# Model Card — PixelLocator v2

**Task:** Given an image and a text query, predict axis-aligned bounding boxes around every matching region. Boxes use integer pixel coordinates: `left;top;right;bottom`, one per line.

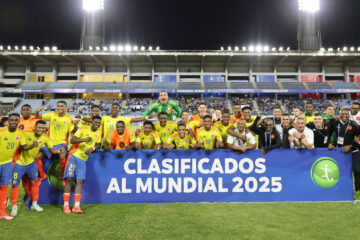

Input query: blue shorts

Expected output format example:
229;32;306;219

12;162;38;186
0;162;13;185
63;155;86;180
41;143;68;159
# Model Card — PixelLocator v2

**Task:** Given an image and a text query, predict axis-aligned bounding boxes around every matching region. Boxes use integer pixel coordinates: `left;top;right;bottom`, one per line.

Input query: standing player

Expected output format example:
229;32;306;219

191;102;208;122
63;116;102;214
179;111;203;136
10;120;64;216
35;101;76;173
144;91;182;121
306;113;331;148
0;113;33;220
230;103;243;124
164;123;196;149
154;112;177;146
214;110;233;148
304;102;315;123
135;121;161;150
78;105;101;127
102;103;146;141
196;115;223;149
104;121;135;151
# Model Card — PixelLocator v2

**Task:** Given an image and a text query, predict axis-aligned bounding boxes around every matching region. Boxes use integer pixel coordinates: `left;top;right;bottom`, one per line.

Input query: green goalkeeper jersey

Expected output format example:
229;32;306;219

144;100;182;121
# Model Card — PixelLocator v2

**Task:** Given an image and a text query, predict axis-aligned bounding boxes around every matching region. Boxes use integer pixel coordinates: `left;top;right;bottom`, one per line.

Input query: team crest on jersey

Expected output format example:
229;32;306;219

211;134;214;137
167;107;171;111
63;121;67;125
149;137;153;141
357;117;360;120
167;128;171;131
15;136;20;141
39;141;43;144
94;134;98;138
185;139;188;143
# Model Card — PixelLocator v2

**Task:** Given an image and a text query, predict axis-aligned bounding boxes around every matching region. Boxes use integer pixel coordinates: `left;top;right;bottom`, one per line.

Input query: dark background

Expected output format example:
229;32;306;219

0;0;358;50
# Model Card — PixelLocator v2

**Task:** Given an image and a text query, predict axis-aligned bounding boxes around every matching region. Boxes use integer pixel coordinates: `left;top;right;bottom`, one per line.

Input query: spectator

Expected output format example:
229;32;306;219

288;117;314;150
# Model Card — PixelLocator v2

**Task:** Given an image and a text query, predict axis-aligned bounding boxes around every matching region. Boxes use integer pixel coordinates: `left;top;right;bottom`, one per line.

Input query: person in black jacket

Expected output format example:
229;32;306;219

328;108;360;190
251;115;282;155
306;113;331;148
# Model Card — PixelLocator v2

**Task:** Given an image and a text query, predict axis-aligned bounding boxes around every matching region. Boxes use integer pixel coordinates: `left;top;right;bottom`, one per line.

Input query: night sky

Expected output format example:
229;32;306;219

0;0;359;50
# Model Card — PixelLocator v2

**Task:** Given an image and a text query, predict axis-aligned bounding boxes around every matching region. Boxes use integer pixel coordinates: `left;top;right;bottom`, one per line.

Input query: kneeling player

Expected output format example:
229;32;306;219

103;121;135;151
164;123;196;149
135;121;161;150
11;120;64;216
63;116;102;214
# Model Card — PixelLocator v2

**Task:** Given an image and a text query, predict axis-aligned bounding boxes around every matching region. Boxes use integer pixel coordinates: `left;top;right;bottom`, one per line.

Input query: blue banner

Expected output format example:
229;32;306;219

39;148;353;204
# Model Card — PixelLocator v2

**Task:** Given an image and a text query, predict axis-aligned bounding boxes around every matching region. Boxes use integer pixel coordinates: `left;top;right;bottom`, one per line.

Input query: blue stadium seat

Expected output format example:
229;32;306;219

21;82;46;89
282;82;305;89
47;82;74;89
256;82;279;89
179;82;202;89
307;82;331;89
332;82;358;89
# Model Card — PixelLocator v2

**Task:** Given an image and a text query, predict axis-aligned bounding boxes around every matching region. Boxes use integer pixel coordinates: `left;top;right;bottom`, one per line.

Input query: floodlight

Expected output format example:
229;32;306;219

279;47;284;51
103;46;108;51
141;46;145;51
52;46;58;51
125;45;131;52
298;0;320;12
110;45;116;51
96;46;100;51
328;48;333;52
36;47;40;50
44;46;50;51
220;46;224;51
227;46;232;51
337;48;340;51
29;46;34;51
133;46;138;51
156;46;160;51
117;45;124;51
234;46;239;51
88;46;93;50
148;46;153;51
350;47;355;52
271;47;276;51
242;46;247;51
286;47;291;51
320;47;325;52
7;46;11;50
263;46;269;52
358;47;360;51
0;46;3;50
255;45;262;52
343;46;348;51
83;0;104;12
249;45;255;52
22;46;26;50
14;46;19;50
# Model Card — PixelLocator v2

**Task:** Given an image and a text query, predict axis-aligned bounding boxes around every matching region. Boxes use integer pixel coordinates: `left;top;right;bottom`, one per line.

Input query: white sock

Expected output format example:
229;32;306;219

64;202;69;206
75;202;80;207
32;201;38;206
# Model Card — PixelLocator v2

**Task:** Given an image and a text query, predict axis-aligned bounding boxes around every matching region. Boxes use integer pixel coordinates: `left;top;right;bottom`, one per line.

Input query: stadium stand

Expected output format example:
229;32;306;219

21;82;47;89
153;82;176;89
204;82;228;89
99;82;124;89
256;82;280;89
47;82;74;89
74;82;99;89
230;82;254;89
179;82;202;89
281;82;306;89
332;82;358;89
307;82;332;89
126;82;150;89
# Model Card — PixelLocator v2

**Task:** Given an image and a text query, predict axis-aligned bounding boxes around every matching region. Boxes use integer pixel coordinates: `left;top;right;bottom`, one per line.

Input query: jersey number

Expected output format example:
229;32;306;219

68;164;75;172
6;142;15;149
205;139;211;145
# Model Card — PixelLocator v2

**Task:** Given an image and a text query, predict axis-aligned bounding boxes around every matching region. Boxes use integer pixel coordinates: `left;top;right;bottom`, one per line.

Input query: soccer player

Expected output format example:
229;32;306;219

227;119;256;153
18;104;41;204
63;116;102;214
0;113;34;220
104;121;135;151
101;103;147;141
135;121;161;150
322;105;336;120
144;91;182;121
154;112;177;146
10;120;64;216
214;110;233;148
304;102;315;123
230;103;243;124
191;102;208;122
180;111;202;134
78;105;101;127
196;115;223;149
164;123;196;149
35;101;76;172
251;115;282;155
288;117;314;150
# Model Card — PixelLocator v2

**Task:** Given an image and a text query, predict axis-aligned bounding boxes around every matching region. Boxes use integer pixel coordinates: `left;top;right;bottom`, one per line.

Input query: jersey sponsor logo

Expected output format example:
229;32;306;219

119;142;125;149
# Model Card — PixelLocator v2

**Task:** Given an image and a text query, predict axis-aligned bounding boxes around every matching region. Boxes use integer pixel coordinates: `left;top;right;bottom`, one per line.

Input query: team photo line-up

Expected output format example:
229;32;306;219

0;91;360;220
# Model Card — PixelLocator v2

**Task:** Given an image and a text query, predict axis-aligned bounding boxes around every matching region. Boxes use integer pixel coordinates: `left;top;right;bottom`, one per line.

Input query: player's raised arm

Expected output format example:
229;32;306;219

35;106;45;119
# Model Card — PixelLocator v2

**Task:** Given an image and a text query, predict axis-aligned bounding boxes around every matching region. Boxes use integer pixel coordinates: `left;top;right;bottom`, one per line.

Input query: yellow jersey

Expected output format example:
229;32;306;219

0;127;26;165
154;121;177;144
42;112;74;145
102;116;131;140
73;126;102;161
17;131;53;166
167;132;196;149
136;130;161;149
214;121;233;147
197;127;222;149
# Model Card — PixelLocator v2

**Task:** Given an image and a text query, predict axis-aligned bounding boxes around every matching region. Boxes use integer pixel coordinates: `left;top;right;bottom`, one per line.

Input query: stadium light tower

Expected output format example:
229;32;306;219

297;0;322;50
81;0;105;50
